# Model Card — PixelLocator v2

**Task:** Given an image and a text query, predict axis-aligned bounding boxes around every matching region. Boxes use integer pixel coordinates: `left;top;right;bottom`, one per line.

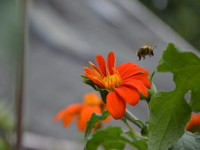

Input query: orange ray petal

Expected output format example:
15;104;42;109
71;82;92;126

117;63;149;80
65;104;83;114
84;92;102;105
54;104;82;122
62;114;76;127
54;109;68;122
88;61;101;74
83;67;96;75
186;114;200;131
83;67;102;79
106;91;126;119
77;116;86;132
115;86;140;106
96;55;107;76
117;63;138;77
122;67;149;81
107;51;116;75
130;74;151;89
80;106;101;122
123;79;148;97
77;106;101;131
84;72;104;87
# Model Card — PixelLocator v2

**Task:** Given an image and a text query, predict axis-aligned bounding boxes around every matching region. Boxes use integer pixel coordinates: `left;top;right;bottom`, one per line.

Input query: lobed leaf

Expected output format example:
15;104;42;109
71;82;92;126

157;43;200;112
148;43;200;150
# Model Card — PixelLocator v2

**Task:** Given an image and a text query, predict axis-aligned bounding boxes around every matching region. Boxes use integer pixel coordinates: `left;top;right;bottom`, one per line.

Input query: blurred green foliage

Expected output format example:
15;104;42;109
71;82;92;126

0;138;10;150
0;102;14;150
139;0;200;50
0;102;14;133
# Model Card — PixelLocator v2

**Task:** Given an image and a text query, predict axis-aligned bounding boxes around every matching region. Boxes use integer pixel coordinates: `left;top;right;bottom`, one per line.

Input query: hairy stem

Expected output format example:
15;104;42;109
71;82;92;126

121;118;148;140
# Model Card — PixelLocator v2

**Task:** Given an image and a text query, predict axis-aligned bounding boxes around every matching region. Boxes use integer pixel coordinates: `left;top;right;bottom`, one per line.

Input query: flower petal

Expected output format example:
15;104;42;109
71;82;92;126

130;73;151;89
117;63;149;80
186;114;200;132
77;106;101;131
83;67;95;75
107;51;116;75
117;63;138;77
84;92;102;105
54;104;82;122
115;86;140;106
96;55;107;76
123;79;148;97
62;114;76;126
88;61;101;74
54;109;68;122
84;72;104;87
77;115;85;131
106;92;126;119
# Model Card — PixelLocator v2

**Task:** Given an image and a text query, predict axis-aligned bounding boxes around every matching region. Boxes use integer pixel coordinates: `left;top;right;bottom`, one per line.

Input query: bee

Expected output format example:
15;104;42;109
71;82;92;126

136;45;156;60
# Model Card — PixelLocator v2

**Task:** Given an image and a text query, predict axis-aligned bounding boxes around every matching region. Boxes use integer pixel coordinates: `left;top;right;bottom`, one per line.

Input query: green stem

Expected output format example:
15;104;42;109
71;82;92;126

150;69;157;83
121;118;148;140
123;109;143;129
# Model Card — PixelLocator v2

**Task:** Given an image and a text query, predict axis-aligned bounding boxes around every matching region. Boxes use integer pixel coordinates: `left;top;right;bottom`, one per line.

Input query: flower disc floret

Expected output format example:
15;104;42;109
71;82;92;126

102;73;122;91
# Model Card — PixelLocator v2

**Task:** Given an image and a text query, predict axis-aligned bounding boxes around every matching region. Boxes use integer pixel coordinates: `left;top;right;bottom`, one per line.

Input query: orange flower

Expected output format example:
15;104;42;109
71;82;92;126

186;113;200;134
83;51;151;120
54;93;110;131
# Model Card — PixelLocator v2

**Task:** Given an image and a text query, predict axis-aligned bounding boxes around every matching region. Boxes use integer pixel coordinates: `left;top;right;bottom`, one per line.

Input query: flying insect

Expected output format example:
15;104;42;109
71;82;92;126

136;45;156;60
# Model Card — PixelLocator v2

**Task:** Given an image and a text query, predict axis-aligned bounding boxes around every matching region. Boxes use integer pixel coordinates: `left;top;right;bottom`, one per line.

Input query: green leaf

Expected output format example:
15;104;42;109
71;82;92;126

148;43;200;150
125;131;148;150
85;126;132;150
85;127;148;150
148;91;191;150
84;110;110;140
157;43;200;112
169;131;200;150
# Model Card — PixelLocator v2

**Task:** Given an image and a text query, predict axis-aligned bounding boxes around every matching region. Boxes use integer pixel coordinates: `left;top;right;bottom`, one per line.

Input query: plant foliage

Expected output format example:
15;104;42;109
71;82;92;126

148;43;200;150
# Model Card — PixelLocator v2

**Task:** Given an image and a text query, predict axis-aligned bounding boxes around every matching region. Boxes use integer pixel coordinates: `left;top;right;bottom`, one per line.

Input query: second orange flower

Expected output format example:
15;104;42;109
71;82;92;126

55;92;109;131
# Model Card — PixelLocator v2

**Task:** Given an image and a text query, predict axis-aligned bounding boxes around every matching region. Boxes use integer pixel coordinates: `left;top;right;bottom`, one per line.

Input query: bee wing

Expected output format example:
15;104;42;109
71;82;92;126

153;45;157;50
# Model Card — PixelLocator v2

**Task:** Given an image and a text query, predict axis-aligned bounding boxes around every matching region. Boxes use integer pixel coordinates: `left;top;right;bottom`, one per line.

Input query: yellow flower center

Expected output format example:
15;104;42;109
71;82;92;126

102;73;122;91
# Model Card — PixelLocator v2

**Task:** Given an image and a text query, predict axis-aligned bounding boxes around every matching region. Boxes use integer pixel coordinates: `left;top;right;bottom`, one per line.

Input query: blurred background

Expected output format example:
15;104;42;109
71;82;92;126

0;0;199;149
